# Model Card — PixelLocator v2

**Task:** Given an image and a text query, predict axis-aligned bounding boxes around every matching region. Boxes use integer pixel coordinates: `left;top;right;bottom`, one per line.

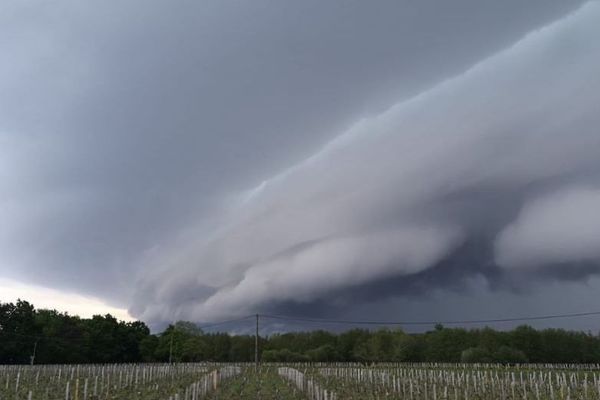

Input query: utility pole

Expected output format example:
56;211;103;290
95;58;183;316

168;331;174;364
30;339;38;365
168;322;175;364
255;314;259;371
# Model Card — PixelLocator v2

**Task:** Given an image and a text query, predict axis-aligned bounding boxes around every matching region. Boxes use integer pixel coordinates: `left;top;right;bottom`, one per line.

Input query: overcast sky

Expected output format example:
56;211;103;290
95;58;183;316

2;0;600;332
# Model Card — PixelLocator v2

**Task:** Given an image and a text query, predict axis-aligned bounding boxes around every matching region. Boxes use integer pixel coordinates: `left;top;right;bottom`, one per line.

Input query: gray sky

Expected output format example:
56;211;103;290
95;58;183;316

2;0;600;331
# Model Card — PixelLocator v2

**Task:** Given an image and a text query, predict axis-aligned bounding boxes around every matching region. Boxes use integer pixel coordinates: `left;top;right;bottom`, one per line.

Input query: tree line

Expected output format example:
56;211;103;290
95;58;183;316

2;300;600;364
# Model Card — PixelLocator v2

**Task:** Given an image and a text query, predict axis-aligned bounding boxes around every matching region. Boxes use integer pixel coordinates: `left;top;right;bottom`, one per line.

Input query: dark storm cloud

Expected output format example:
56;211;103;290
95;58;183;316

132;2;600;323
1;0;597;326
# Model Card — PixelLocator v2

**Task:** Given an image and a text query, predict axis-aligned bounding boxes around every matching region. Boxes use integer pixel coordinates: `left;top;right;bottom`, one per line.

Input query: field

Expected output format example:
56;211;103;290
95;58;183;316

1;362;600;399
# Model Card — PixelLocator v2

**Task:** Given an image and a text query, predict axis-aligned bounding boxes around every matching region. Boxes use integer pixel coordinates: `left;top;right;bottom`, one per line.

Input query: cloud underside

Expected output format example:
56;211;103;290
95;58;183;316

131;3;600;322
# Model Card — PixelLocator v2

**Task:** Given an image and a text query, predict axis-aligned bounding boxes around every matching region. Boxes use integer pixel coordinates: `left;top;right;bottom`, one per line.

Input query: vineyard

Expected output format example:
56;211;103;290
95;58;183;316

2;363;600;399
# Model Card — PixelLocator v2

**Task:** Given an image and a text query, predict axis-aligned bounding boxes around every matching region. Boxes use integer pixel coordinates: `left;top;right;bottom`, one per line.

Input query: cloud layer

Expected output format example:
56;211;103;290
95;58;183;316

496;187;600;268
131;3;600;322
2;1;599;326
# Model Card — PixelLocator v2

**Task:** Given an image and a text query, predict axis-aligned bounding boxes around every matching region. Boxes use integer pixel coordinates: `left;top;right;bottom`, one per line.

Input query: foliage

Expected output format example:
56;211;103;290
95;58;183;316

2;300;600;364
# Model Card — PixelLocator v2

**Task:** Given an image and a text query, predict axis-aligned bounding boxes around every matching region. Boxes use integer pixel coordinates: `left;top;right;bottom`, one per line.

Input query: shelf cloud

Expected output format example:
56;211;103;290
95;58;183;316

131;2;600;322
1;0;598;327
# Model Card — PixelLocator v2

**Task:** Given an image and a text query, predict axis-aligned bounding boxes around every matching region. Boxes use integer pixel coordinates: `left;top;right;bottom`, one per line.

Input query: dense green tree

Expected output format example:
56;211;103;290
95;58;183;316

337;329;370;360
354;329;402;362
229;335;255;362
395;333;425;361
3;300;600;364
510;325;544;362
0;300;38;363
139;335;159;361
494;346;528;364
461;347;493;363
306;344;338;362
262;348;309;362
424;326;473;362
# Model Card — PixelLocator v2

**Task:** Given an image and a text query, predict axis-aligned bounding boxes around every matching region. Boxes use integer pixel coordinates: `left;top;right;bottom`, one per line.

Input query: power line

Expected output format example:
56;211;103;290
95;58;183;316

3;309;600;345
260;310;600;326
197;315;255;330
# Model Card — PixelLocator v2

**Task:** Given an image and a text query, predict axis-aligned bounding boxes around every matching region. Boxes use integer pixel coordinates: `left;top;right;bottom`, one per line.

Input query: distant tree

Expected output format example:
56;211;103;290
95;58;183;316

139;335;159;361
425;327;472;362
337;329;370;361
262;348;309;362
494;346;528;364
395;332;424;361
229;335;255;362
510;325;544;362
306;344;338;362
0;300;37;364
4;299;600;364
174;321;203;336
461;347;493;363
